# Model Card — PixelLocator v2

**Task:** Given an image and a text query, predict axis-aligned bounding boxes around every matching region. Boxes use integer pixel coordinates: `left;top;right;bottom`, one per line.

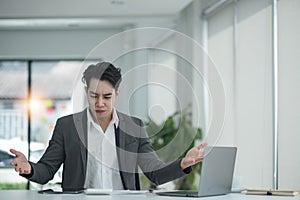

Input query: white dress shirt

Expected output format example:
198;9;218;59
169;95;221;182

84;108;124;189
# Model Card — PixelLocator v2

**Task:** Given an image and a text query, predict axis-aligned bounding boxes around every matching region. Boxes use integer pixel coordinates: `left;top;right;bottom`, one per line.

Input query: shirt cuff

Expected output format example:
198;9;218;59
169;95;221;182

183;166;192;174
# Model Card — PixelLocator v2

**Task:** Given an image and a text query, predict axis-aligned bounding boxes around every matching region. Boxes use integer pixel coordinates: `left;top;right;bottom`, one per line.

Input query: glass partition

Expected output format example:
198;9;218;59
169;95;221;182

0;61;28;189
0;60;83;190
29;61;82;190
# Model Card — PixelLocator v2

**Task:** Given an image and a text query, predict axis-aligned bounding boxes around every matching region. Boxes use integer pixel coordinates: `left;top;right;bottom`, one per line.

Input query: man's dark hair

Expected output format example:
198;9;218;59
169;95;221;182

82;62;122;89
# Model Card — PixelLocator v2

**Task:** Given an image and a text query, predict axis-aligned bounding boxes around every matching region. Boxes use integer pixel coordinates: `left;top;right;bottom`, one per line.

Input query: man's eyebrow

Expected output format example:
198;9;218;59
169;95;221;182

104;93;112;97
89;91;98;95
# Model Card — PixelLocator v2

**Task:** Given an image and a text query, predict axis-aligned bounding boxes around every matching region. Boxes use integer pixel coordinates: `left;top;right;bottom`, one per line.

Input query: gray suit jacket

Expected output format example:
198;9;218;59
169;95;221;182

26;109;189;191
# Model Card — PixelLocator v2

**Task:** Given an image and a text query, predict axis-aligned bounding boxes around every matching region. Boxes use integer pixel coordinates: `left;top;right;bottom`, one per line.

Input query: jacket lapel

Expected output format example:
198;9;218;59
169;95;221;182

73;109;88;182
115;111;142;190
115;112;128;188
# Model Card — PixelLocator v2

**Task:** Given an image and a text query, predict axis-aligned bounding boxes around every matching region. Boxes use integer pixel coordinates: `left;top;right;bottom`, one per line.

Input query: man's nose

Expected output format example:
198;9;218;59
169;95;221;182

96;97;105;106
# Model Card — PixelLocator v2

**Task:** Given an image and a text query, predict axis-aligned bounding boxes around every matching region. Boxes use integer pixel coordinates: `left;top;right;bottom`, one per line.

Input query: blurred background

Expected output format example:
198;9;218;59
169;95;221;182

0;0;299;191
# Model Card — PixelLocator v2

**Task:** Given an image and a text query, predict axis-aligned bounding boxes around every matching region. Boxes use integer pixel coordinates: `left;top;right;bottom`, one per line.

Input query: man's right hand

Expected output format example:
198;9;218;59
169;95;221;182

10;149;32;174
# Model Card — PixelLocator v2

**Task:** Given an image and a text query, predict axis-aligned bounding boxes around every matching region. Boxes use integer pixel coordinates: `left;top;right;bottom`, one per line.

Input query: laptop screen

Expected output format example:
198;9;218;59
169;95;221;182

198;146;237;197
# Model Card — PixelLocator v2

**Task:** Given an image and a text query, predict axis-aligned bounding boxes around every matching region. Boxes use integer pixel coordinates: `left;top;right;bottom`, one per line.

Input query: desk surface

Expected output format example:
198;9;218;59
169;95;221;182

0;190;299;200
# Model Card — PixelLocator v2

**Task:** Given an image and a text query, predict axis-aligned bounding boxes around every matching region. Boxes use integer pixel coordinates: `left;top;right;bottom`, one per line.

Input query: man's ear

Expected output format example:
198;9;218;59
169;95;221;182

115;89;120;97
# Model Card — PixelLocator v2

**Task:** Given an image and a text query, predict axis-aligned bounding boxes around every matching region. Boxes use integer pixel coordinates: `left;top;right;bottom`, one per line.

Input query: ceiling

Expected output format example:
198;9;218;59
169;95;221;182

0;0;192;18
0;0;193;29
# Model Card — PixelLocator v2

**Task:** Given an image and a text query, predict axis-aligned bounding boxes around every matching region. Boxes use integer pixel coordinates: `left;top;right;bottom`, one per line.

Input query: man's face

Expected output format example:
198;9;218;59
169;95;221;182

86;78;119;123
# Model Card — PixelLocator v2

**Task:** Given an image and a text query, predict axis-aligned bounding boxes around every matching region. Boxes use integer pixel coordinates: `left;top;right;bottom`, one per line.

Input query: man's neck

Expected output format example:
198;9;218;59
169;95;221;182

98;118;111;133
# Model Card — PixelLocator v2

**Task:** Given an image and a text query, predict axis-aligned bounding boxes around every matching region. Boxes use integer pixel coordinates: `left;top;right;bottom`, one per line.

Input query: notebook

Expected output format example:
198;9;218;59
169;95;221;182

156;146;237;197
245;189;299;196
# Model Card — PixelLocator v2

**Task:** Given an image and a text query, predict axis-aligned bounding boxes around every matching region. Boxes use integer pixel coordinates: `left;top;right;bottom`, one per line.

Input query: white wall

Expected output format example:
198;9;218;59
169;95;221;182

235;0;273;189
207;1;235;147
278;0;300;190
175;1;208;132
0;28;123;59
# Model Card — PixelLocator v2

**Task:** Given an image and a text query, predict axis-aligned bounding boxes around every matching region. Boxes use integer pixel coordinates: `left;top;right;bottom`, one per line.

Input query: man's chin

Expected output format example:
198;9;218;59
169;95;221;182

96;113;109;120
90;111;107;121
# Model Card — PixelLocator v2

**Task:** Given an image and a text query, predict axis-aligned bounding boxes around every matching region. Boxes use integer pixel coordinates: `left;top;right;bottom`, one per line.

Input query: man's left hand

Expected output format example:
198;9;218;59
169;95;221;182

180;142;208;170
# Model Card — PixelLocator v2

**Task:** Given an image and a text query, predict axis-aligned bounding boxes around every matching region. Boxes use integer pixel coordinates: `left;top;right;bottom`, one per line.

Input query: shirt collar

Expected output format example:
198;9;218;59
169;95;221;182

87;108;119;128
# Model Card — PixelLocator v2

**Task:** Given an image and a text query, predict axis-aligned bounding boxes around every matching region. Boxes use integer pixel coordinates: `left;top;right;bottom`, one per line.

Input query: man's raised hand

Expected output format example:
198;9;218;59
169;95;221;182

10;149;31;174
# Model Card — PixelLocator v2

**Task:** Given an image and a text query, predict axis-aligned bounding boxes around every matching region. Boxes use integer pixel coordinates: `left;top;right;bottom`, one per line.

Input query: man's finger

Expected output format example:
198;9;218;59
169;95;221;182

196;144;203;150
20;168;26;174
14;166;19;173
201;142;208;148
10;149;22;157
196;142;208;150
10;160;17;166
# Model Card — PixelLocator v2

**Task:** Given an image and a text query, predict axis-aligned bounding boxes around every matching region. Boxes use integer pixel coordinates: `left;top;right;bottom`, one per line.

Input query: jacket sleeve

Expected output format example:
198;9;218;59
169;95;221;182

136;120;191;185
25;119;65;184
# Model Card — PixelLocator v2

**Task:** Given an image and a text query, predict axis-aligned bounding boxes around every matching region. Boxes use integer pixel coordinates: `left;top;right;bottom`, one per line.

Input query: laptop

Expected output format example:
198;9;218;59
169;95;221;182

156;146;237;197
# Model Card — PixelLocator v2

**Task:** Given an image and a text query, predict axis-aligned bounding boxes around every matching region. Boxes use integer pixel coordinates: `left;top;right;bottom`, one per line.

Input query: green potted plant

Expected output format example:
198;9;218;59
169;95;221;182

143;104;203;190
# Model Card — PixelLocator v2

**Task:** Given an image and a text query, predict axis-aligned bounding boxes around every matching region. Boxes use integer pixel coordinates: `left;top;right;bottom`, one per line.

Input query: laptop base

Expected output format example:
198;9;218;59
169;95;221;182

156;191;199;197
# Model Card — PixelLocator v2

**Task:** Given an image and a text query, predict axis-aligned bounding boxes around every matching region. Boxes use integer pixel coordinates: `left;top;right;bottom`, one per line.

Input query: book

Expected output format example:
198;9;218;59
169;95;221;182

245;189;299;197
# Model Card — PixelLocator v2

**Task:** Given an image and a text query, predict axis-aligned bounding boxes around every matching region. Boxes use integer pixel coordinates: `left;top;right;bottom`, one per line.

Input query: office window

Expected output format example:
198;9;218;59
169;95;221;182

0;61;28;189
29;61;82;189
0;60;83;190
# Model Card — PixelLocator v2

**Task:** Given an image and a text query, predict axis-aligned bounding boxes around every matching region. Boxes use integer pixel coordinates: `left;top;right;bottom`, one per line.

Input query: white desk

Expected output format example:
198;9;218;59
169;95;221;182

0;190;299;200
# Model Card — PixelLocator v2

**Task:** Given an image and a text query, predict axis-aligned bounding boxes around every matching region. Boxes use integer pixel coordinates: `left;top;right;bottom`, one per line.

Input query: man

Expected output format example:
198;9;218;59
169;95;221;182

10;62;207;191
